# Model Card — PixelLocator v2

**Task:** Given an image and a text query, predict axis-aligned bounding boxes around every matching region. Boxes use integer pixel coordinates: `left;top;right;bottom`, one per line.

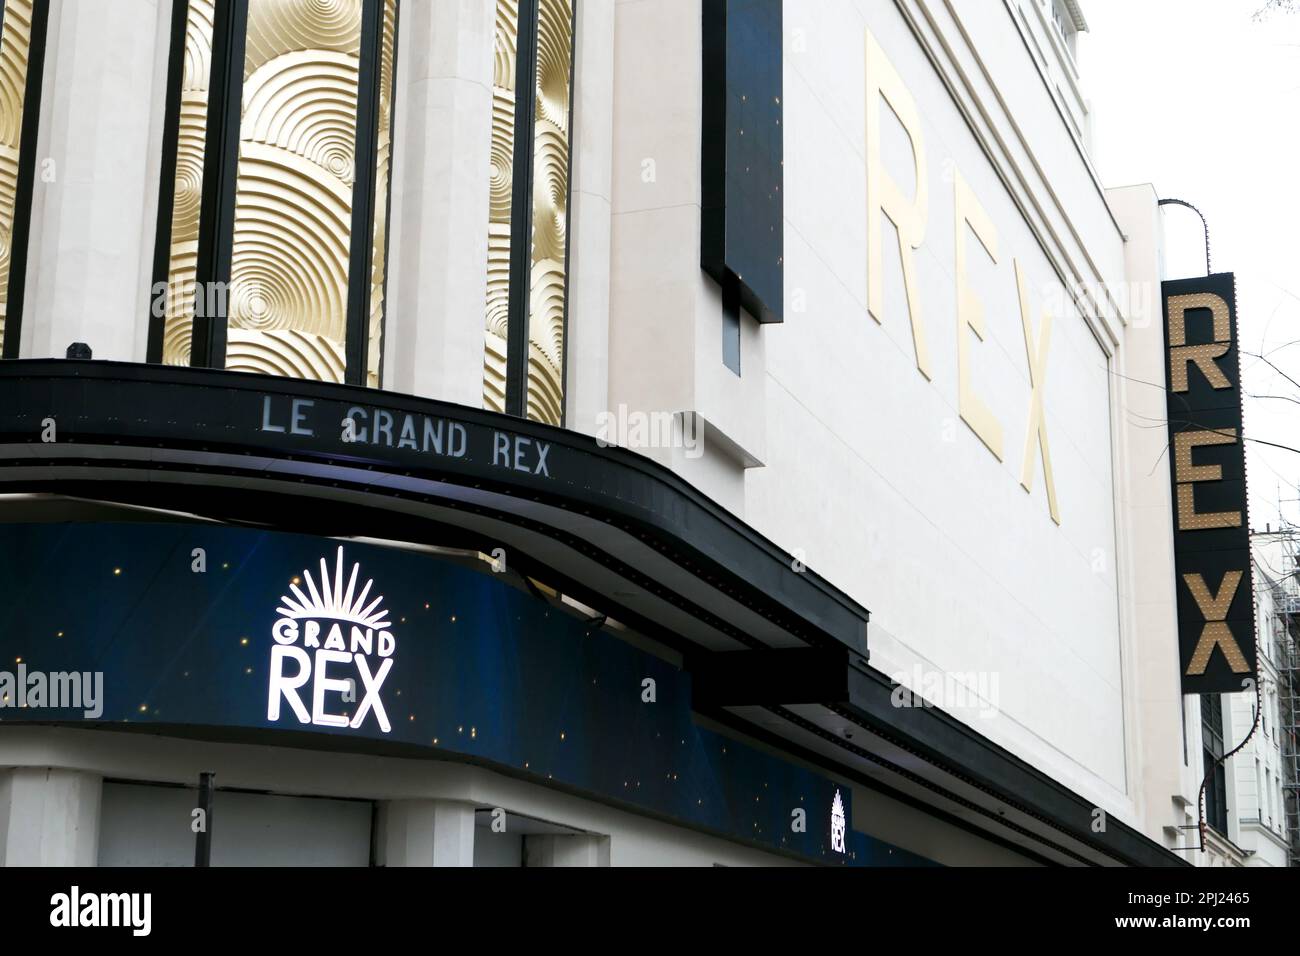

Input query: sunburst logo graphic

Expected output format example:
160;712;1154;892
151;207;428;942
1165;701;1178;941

830;789;846;854
277;546;391;630
267;546;397;734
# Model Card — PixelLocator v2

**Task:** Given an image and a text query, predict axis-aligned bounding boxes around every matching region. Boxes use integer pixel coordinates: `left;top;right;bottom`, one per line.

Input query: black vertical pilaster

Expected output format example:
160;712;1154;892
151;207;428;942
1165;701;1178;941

368;0;401;392
194;771;215;866
2;0;50;359
504;0;539;418
344;0;385;386
146;0;192;365
555;0;577;427
190;0;248;369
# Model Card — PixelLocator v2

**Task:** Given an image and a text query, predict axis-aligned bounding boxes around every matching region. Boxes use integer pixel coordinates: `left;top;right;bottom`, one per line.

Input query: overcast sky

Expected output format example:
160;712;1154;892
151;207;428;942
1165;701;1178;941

1082;0;1300;529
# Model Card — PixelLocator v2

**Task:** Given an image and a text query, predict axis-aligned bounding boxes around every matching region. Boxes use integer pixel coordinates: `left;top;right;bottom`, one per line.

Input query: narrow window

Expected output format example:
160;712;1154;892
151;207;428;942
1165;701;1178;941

722;276;741;375
1202;693;1228;835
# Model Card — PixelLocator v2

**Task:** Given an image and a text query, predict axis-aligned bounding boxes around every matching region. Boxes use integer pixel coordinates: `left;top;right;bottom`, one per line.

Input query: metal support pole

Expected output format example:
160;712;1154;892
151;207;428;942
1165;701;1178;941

195;771;215;867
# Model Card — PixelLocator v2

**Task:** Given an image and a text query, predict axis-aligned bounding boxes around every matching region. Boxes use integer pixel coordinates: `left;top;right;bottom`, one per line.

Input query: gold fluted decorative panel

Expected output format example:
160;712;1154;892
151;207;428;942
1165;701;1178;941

227;325;346;381
161;0;215;366
525;0;572;426
365;0;397;388
225;0;363;383
484;0;519;414
483;0;573;425
243;0;363;79
0;0;37;355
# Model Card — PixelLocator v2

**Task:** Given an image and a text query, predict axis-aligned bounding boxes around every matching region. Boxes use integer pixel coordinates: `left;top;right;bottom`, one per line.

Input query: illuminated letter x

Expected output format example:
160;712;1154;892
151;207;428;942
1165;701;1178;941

350;655;394;733
1183;571;1249;675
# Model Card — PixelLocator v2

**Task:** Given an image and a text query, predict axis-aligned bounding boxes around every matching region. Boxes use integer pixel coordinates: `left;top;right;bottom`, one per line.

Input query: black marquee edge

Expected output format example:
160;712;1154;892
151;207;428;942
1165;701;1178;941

836;669;1189;869
0;360;867;653
0;360;1186;868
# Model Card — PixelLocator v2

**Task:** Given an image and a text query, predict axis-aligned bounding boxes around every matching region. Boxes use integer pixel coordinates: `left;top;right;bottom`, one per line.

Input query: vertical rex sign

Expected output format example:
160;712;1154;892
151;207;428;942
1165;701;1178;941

1161;273;1256;695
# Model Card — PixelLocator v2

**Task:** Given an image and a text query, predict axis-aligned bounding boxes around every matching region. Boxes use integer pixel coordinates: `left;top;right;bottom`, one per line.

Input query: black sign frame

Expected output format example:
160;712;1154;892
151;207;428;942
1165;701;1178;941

1161;273;1256;695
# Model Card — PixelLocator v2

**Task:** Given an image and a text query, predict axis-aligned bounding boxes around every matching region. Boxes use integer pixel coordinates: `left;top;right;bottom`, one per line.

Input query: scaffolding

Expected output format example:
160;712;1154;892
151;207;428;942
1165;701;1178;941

1258;520;1300;867
1281;576;1300;868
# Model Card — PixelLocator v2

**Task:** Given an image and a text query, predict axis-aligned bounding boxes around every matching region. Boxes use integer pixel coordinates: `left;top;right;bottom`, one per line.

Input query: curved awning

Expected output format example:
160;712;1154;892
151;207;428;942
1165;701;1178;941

0;359;1183;867
0;359;868;659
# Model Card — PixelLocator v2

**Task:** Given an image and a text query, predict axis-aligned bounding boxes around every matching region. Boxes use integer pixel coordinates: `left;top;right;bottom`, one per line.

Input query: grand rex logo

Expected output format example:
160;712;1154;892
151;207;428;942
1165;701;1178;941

267;546;396;733
830;789;846;855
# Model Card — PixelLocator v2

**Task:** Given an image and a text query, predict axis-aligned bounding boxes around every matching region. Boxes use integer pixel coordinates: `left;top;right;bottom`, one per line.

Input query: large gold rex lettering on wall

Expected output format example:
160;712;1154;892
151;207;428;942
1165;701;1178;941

863;26;1061;525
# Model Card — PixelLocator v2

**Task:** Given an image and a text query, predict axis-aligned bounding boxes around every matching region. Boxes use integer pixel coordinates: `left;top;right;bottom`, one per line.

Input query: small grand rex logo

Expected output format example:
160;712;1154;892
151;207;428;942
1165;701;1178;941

830;789;846;854
267;546;396;733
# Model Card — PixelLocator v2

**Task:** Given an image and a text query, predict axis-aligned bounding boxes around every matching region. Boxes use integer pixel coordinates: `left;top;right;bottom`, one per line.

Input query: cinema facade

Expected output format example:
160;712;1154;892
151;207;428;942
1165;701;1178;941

0;0;1214;866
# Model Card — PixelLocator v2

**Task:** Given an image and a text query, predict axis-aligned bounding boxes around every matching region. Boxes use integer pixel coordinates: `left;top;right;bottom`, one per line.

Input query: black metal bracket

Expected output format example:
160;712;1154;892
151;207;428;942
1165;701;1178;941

1158;197;1212;277
690;648;850;707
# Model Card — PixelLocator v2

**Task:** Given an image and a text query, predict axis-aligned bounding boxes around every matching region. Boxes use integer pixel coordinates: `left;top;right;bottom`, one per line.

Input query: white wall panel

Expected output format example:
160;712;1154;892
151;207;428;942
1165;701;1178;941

730;0;1130;803
98;782;372;866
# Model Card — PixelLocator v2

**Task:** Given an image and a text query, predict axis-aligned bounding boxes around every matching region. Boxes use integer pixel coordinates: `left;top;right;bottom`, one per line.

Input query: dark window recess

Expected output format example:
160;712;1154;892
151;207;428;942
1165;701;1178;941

722;274;741;375
701;0;783;329
1202;693;1228;835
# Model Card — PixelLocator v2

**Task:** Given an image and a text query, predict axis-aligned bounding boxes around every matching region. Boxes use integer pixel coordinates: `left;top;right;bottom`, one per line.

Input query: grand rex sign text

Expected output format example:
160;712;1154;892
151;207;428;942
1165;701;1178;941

260;394;554;478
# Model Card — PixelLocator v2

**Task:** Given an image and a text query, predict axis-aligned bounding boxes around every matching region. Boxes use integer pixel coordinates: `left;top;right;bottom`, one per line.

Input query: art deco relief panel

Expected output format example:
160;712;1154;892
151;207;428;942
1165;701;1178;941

484;0;518;415
155;0;397;387
224;0;365;383
485;0;574;426
366;0;396;388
